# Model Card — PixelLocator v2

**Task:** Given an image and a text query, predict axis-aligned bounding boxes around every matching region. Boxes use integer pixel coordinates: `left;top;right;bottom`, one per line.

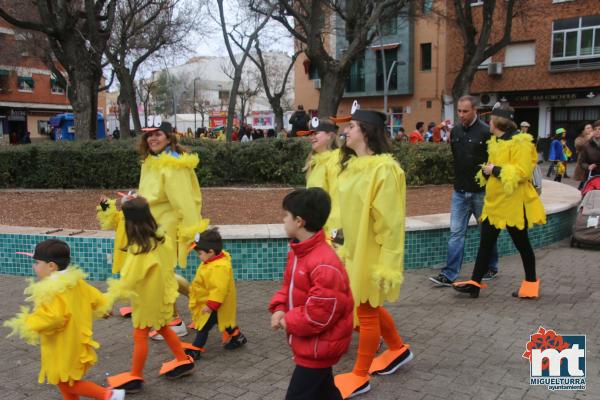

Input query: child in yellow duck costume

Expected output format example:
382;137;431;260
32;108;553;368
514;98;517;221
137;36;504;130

333;110;414;399
184;228;247;360
454;103;545;299
104;196;194;394
304;118;342;241
4;239;124;400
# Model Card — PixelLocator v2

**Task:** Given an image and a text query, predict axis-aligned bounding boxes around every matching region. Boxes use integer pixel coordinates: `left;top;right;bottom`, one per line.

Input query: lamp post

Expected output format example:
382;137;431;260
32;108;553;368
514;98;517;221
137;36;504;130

193;77;201;132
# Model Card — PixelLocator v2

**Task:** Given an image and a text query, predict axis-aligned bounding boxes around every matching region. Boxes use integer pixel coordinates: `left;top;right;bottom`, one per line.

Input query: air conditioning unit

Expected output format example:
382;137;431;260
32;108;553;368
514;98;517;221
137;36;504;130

479;93;498;107
313;79;321;90
487;62;503;76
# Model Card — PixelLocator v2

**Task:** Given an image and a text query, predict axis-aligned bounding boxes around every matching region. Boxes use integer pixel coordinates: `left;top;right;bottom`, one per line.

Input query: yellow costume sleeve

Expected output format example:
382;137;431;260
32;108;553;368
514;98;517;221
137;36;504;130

88;285;110;319
96;199;127;274
163;167;209;267
370;165;406;298
498;134;535;196
27;299;70;337
207;266;231;304
105;256;155;305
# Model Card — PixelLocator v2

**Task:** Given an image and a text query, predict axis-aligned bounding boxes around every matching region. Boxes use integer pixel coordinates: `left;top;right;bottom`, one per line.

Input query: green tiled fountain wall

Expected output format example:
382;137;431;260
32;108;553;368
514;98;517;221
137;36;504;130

1;208;576;281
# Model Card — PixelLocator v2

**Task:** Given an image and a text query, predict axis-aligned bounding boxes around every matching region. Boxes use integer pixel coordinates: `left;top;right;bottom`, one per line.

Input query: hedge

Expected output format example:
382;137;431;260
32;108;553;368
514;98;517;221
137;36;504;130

0;138;454;188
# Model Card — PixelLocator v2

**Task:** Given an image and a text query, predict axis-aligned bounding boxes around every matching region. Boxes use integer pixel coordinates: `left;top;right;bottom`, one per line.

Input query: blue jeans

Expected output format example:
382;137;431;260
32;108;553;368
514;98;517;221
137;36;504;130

441;191;499;281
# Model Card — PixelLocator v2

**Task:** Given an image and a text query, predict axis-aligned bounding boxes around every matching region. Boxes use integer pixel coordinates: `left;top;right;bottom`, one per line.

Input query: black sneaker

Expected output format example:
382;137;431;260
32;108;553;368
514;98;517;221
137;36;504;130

165;361;195;379
184;349;202;361
116;379;143;394
375;348;414;375
224;332;247;350
428;274;454;287
482;270;498;281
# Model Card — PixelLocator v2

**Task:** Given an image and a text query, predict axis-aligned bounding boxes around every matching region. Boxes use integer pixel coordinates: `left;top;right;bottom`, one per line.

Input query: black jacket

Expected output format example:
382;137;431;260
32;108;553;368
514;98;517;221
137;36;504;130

450;118;491;193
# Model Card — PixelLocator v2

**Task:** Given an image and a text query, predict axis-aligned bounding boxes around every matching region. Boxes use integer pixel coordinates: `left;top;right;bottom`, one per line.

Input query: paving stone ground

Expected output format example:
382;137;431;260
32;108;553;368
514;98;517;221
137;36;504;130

1;238;598;400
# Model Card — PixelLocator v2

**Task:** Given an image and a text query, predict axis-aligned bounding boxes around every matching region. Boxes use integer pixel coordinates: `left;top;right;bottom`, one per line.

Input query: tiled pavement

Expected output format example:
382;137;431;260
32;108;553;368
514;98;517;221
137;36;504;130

1;238;598;400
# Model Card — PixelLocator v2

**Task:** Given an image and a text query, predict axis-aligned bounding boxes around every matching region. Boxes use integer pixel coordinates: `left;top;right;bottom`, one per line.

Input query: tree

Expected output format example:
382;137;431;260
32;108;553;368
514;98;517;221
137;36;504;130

447;0;523;104
136;77;157;127
105;0;197;137
0;0;117;139
149;70;182;116
215;0;274;141
221;62;263;122
250;0;409;117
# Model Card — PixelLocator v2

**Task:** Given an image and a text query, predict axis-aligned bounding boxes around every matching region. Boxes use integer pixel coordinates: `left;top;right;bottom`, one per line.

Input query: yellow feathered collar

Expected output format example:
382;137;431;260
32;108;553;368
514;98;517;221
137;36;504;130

143;152;199;170
344;153;398;173
311;148;340;167
487;132;534;159
24;267;86;308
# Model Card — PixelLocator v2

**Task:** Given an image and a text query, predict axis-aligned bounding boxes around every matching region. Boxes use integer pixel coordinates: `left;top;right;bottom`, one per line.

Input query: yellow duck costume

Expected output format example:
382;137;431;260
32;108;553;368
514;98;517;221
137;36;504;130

337;153;406;306
306;148;342;240
476;132;546;229
189;250;237;332
4;267;108;385
106;233;179;330
97;150;209;273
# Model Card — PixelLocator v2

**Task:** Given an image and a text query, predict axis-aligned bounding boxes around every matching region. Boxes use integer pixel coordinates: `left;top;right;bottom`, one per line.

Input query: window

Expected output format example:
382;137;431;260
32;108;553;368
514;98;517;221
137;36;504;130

422;0;433;14
380;16;397;36
0;69;8;92
504;42;536;67
470;0;483;6
17;76;34;92
308;63;319;80
376;48;398;91
218;90;229;103
51;75;65;94
346;53;365;93
420;43;432;71
551;15;600;71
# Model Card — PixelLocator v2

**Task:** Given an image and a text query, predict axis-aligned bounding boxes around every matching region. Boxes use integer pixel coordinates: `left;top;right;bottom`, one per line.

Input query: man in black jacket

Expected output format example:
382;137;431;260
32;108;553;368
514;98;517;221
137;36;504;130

429;95;499;286
288;105;309;137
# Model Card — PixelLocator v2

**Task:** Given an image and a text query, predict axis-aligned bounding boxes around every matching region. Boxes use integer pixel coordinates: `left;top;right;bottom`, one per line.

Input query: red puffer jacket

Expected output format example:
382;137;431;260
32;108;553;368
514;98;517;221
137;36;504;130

269;229;354;368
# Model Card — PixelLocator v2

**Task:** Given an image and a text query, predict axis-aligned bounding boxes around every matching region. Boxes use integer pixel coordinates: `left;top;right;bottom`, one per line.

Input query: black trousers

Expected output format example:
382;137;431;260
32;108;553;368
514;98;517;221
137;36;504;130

192;311;236;348
286;365;342;400
472;218;536;283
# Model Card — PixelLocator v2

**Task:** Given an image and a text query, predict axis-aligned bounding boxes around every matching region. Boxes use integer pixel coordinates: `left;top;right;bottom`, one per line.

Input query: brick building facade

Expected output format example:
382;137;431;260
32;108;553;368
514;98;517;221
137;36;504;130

446;0;600;150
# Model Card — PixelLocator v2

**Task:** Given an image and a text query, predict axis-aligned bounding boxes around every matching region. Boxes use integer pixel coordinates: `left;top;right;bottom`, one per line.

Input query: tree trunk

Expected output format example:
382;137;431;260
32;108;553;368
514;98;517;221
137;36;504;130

451;61;479;113
317;69;347;118
225;71;242;142
71;76;99;139
117;91;131;137
271;98;284;131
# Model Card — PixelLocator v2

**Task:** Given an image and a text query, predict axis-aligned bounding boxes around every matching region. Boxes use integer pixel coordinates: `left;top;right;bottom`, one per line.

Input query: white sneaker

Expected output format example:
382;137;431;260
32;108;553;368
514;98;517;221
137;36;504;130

109;389;126;400
150;319;188;341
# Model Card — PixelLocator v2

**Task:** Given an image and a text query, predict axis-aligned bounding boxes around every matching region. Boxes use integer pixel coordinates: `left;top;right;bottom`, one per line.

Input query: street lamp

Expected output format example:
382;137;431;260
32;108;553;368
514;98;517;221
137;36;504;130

193;77;201;132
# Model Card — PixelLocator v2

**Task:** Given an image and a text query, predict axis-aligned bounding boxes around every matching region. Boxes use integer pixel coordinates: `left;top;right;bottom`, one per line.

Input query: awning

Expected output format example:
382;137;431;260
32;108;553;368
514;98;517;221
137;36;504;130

370;42;401;51
18;76;34;85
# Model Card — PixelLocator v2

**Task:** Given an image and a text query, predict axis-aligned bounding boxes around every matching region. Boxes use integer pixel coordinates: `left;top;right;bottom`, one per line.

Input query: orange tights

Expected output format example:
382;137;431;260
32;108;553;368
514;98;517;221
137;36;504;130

352;303;405;377
57;381;109;400
131;326;188;377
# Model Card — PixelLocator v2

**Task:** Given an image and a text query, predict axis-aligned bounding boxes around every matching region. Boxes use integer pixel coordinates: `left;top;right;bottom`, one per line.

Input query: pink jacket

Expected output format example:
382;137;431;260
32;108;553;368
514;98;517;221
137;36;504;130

269;230;354;368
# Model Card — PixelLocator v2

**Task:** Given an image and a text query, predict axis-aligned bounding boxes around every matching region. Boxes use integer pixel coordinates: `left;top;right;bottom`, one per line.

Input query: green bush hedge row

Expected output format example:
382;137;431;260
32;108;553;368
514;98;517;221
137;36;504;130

0;138;454;188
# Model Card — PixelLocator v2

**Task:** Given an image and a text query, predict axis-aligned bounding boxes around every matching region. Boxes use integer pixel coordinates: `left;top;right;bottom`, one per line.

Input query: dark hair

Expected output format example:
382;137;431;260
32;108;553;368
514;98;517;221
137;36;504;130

195;227;223;254
340;120;393;171
138;129;186;159
282;187;331;233
594;120;600;129
33;239;70;270
122;196;165;254
416;121;424;130
491;102;517;133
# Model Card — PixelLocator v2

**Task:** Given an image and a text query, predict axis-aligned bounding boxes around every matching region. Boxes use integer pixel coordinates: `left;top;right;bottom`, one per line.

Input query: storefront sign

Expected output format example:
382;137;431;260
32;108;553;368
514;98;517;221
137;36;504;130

8;109;26;121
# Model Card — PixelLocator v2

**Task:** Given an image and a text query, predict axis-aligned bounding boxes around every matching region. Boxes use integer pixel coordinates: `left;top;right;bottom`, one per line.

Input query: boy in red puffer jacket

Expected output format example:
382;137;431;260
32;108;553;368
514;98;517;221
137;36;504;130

269;187;354;400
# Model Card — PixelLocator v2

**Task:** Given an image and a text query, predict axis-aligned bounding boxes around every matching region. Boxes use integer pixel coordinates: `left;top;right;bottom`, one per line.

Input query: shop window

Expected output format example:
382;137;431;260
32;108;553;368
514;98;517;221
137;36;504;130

17;76;34;92
346;53;365;93
584;107;599;121
376;48;398;91
554;108;568;121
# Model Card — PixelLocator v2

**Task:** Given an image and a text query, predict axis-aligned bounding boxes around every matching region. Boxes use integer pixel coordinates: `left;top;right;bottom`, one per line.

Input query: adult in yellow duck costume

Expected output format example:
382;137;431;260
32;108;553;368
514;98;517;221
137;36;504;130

333;110;414;399
453;102;546;299
303;117;342;241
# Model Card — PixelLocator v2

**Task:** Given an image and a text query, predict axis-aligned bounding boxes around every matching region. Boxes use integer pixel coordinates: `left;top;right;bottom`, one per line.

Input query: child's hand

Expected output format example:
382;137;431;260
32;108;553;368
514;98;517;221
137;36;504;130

271;311;285;331
201;305;212;314
279;317;287;331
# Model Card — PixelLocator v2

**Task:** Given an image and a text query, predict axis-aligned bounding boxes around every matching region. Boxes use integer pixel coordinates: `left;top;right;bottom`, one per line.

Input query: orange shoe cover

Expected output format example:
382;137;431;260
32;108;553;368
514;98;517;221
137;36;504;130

516;280;540;298
334;372;370;399
369;345;412;375
452;280;488;289
159;355;194;375
119;306;132;317
222;328;240;344
180;342;205;352
107;372;143;388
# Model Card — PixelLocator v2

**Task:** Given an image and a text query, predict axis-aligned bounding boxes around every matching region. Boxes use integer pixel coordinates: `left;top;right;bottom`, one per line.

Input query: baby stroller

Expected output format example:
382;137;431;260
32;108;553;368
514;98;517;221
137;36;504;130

570;174;600;248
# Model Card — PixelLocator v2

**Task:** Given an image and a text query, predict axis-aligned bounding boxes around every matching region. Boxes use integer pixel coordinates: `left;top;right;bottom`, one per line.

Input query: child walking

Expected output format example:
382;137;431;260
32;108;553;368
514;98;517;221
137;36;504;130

4;239;125;400
103;196;194;393
184;227;247;360
269;187;354;400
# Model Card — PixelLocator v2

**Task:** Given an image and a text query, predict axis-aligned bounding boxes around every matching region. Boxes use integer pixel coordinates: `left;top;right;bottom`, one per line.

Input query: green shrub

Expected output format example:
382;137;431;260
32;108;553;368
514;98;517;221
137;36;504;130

0;138;454;188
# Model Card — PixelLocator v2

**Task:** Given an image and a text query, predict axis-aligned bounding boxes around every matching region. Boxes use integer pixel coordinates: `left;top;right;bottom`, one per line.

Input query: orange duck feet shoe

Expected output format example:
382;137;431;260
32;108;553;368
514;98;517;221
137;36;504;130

118;306;132;318
334;372;370;399
452;280;488;298
107;372;143;394
369;345;414;375
512;279;540;299
159;356;195;379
